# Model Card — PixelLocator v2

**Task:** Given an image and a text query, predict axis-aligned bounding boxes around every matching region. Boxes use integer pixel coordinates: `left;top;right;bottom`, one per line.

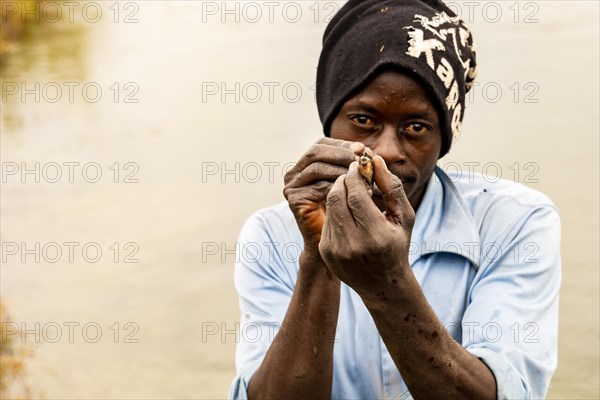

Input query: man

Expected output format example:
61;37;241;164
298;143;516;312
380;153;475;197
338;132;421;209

230;0;561;398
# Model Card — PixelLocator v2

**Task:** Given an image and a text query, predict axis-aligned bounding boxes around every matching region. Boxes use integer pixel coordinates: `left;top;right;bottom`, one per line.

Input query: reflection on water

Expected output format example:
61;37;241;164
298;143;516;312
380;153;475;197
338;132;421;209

1;1;598;398
1;18;87;130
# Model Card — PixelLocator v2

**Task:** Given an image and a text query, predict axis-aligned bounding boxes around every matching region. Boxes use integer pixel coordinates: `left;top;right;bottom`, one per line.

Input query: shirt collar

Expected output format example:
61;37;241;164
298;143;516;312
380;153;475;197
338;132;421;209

409;166;481;268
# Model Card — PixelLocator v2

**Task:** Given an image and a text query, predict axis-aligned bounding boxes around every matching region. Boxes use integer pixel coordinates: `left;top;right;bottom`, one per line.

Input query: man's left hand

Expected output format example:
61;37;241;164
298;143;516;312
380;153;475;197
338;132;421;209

318;156;416;302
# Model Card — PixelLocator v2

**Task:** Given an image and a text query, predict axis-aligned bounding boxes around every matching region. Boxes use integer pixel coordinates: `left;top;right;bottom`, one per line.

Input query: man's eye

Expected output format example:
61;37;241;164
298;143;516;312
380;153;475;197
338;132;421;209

405;122;430;134
350;115;376;126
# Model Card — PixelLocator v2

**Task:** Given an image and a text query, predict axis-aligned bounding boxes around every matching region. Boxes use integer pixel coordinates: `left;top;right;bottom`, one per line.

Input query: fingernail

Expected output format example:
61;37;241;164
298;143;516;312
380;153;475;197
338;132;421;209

373;156;386;168
350;142;364;154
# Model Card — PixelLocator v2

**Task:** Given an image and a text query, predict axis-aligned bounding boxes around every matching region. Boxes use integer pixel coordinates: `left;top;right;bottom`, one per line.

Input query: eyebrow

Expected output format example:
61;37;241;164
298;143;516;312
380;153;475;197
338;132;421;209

343;100;380;114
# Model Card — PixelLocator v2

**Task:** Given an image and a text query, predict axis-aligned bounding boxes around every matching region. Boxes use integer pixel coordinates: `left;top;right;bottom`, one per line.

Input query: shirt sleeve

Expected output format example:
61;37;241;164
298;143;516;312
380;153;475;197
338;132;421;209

462;205;561;399
228;208;299;399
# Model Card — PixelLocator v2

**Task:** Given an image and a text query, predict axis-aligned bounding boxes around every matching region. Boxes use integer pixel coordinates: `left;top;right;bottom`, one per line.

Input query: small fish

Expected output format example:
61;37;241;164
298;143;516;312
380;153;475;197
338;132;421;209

358;153;373;186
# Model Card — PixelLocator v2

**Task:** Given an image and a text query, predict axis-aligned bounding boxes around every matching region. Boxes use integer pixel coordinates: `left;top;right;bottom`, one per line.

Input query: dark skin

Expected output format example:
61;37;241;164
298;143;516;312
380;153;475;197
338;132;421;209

248;70;497;399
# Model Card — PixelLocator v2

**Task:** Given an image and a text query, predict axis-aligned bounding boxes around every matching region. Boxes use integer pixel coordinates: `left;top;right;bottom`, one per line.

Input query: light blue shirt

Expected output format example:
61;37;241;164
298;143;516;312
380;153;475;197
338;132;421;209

229;166;561;399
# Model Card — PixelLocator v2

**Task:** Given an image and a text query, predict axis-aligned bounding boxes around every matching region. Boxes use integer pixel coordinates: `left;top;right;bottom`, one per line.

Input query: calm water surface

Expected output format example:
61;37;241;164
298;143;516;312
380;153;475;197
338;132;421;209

1;1;598;398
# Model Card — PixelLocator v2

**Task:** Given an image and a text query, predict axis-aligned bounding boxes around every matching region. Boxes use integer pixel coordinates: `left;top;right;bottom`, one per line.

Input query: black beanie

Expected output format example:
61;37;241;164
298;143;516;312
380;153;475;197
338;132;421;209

316;0;478;157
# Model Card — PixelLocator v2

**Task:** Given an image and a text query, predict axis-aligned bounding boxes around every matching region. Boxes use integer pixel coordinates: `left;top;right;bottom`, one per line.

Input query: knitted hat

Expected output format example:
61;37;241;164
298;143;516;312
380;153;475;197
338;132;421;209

316;0;478;157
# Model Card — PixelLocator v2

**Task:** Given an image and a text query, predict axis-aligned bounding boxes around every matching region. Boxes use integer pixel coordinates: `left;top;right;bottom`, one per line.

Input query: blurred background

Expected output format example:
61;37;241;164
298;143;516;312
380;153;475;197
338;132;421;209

0;1;598;398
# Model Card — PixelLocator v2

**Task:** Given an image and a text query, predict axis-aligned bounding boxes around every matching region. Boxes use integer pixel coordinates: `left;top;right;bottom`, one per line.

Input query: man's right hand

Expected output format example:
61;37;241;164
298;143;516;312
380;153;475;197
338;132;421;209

283;137;372;256
249;138;367;400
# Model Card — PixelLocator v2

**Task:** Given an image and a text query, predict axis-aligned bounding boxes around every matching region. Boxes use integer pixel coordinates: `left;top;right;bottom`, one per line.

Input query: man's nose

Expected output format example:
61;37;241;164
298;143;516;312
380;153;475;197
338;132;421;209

371;125;406;165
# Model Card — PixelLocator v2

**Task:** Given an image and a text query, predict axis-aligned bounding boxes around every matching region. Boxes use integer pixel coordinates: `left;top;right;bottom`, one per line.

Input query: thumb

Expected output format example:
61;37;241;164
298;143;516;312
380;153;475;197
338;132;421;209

372;156;413;223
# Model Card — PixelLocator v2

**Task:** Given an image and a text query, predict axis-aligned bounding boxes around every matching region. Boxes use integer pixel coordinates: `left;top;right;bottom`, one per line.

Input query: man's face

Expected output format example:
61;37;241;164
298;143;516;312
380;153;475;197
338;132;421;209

329;70;442;210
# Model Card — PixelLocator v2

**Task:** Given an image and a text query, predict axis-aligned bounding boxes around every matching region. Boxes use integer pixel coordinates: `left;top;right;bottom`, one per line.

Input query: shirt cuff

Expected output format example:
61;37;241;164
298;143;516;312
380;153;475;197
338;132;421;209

229;363;260;400
467;347;528;400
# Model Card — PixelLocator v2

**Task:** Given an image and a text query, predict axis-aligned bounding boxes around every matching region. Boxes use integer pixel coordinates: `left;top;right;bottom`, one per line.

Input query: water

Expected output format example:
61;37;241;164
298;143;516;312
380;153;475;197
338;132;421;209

1;1;598;398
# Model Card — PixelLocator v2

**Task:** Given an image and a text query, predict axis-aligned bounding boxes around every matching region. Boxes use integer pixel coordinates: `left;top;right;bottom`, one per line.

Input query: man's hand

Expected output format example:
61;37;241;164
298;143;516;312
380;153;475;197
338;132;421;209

249;138;375;400
318;157;497;400
318;156;415;301
283;137;373;258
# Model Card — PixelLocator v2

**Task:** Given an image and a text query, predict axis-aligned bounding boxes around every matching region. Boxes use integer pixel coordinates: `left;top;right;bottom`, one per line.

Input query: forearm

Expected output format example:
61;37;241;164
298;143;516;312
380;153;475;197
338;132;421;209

248;251;340;400
363;269;497;400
